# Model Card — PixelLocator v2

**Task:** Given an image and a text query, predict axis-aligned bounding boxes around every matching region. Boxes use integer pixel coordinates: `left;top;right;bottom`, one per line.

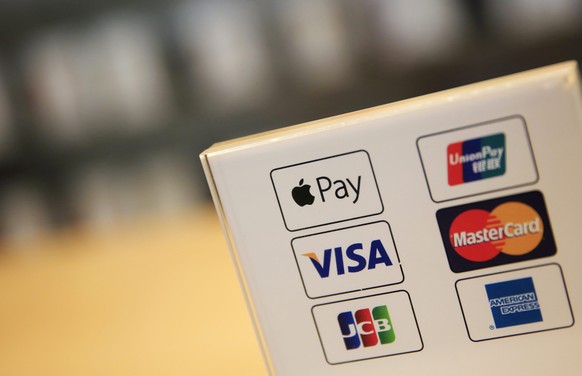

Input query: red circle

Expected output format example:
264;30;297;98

449;209;502;262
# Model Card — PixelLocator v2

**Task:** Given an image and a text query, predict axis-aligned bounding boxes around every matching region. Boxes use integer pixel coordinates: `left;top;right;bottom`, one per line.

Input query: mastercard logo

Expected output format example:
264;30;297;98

449;202;543;262
437;191;556;273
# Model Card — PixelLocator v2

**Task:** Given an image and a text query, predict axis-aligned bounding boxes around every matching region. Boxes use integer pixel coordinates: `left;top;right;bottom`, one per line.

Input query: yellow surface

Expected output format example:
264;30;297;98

0;205;266;375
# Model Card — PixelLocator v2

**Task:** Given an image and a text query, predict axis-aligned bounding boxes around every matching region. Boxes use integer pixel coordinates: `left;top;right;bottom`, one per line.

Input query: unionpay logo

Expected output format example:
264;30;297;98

447;133;506;186
485;277;543;329
292;221;403;298
437;191;556;273
417;117;539;202
337;305;396;350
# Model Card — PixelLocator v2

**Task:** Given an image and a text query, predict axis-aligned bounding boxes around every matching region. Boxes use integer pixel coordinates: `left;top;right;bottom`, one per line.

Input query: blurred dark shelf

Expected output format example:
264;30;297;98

1;28;582;185
0;0;581;235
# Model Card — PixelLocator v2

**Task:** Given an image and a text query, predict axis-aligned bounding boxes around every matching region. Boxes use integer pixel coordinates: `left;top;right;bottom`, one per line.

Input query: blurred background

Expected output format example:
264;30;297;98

0;0;581;374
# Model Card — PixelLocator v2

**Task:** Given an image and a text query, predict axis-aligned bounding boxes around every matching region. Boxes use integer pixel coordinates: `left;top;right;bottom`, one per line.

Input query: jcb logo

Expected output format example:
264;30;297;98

337;305;395;350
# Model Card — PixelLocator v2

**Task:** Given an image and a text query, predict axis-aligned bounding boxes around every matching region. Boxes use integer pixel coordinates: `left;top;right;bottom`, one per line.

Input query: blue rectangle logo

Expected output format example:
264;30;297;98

485;277;542;329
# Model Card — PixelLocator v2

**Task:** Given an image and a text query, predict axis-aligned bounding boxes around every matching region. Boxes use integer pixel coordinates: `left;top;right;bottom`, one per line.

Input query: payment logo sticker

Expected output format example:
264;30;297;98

485;277;542;329
417;116;538;202
312;291;423;365
437;191;556;273
448;133;505;186
271;150;383;231
292;221;403;299
455;264;573;342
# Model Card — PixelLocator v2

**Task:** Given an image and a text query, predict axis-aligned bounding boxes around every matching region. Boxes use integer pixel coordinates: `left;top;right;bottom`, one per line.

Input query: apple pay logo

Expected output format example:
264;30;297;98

271;150;384;231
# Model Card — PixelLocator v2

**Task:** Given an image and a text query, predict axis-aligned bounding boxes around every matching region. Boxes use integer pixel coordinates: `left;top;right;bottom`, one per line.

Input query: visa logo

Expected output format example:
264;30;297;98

302;239;393;278
338;305;396;350
292;221;403;298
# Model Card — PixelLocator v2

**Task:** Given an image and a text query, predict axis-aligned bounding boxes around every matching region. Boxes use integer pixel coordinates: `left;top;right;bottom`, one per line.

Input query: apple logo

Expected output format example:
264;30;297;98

292;178;315;206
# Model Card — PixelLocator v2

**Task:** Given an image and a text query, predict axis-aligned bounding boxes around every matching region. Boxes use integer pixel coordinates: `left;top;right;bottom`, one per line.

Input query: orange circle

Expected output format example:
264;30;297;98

488;202;543;256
